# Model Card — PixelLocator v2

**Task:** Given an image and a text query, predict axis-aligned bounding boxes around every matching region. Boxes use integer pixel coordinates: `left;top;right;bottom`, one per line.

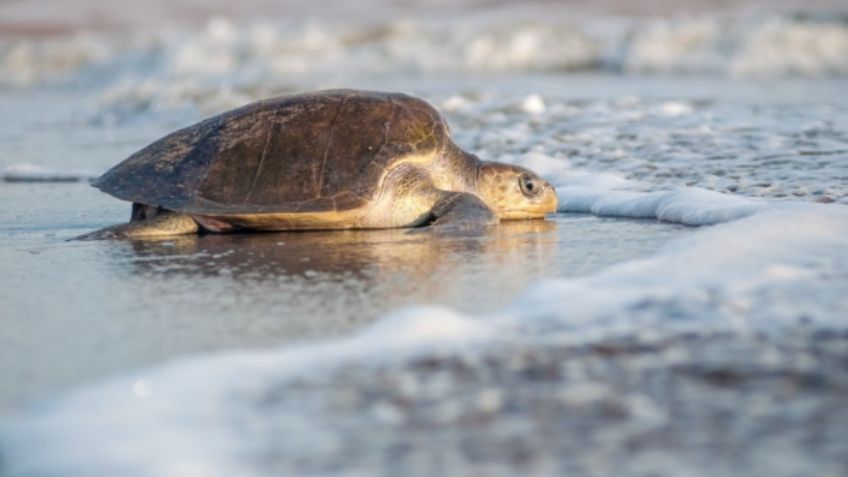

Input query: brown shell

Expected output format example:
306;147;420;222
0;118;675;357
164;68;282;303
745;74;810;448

93;89;449;214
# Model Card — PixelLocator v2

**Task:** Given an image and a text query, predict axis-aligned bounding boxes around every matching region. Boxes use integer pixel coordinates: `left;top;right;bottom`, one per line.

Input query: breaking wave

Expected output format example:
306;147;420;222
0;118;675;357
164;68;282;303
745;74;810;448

2;11;848;88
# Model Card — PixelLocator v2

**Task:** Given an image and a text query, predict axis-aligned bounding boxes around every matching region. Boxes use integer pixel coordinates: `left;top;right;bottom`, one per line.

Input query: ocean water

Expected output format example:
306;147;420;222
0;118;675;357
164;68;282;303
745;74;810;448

2;1;848;476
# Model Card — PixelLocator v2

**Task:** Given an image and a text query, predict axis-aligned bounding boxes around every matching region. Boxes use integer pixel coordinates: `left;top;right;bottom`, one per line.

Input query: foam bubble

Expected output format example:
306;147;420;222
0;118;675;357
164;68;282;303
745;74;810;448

3;203;847;475
556;184;771;225
520;94;546;114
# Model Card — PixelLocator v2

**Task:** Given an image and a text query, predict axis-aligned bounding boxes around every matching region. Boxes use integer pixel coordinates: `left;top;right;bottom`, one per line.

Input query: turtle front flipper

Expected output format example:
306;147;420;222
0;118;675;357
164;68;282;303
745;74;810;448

75;212;199;240
424;191;498;234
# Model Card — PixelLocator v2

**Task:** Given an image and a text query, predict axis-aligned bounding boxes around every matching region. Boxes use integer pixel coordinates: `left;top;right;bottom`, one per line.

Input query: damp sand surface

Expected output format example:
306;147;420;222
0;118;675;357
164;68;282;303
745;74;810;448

0;180;690;416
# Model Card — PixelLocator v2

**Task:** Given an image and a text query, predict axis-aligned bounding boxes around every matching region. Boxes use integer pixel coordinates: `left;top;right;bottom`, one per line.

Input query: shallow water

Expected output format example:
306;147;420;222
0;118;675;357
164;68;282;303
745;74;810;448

0;180;689;415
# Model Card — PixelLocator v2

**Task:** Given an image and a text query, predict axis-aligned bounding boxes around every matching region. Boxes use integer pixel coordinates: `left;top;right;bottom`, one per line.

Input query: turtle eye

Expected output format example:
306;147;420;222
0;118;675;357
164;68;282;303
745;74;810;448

519;174;539;197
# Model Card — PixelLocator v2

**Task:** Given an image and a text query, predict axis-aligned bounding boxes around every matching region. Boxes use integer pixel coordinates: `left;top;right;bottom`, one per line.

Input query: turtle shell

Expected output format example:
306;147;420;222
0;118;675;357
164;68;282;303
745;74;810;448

93;89;449;214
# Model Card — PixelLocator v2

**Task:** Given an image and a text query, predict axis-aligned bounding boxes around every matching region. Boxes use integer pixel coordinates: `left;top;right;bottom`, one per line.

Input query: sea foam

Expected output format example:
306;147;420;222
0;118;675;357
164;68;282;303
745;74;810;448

554;178;771;225
2;164;98;183
3;11;848;88
3;199;846;476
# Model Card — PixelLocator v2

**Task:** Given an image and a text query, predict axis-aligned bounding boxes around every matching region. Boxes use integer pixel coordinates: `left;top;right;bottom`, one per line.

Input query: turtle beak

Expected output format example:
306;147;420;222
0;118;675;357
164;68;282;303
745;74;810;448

541;180;558;215
500;179;558;220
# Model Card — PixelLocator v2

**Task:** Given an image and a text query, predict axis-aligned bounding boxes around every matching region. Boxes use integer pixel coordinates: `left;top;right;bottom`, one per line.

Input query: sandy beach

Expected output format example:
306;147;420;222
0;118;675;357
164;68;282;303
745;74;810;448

1;0;847;475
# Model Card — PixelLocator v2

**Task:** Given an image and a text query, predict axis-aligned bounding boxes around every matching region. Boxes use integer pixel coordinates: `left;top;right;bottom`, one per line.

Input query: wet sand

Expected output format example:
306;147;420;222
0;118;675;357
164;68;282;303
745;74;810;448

0;181;689;415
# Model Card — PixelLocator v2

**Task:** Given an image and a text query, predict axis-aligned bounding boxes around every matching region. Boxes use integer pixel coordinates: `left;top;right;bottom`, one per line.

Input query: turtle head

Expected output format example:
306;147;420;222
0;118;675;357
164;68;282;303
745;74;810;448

475;162;558;220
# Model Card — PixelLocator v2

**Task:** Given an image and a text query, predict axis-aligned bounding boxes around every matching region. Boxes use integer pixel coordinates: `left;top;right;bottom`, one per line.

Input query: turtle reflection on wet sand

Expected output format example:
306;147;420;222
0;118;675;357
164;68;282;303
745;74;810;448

81;89;558;239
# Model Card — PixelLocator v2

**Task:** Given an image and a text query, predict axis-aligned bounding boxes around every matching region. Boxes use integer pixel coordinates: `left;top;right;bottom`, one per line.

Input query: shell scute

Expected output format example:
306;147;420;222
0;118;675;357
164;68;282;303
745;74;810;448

93;90;448;215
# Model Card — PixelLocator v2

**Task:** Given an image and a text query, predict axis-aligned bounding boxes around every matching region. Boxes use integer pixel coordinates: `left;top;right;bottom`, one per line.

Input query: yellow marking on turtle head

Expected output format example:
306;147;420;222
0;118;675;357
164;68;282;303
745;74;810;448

475;162;558;220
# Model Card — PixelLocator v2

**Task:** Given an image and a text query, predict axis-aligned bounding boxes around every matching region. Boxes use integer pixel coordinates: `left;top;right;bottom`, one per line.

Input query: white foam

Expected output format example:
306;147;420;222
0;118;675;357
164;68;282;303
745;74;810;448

520;93;546;115
557;184;771;225
2;307;495;477
509;156;774;225
3;200;847;476
3;11;848;87
450;93;848;205
511;205;848;340
0;33;117;86
730;18;848;77
357;307;494;349
2;163;98;182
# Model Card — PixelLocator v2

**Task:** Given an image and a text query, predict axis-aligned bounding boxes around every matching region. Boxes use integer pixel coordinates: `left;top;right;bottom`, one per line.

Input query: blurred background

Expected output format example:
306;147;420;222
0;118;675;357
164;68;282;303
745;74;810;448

2;0;847;103
2;0;846;175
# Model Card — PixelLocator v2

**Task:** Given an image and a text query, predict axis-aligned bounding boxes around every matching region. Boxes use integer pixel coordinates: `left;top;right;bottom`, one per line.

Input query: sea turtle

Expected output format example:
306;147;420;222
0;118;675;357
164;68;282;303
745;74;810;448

81;89;558;239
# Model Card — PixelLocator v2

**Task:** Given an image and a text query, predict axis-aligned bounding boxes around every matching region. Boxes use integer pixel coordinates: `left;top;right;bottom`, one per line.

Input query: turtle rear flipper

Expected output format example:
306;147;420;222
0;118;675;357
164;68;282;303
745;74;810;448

75;212;199;240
